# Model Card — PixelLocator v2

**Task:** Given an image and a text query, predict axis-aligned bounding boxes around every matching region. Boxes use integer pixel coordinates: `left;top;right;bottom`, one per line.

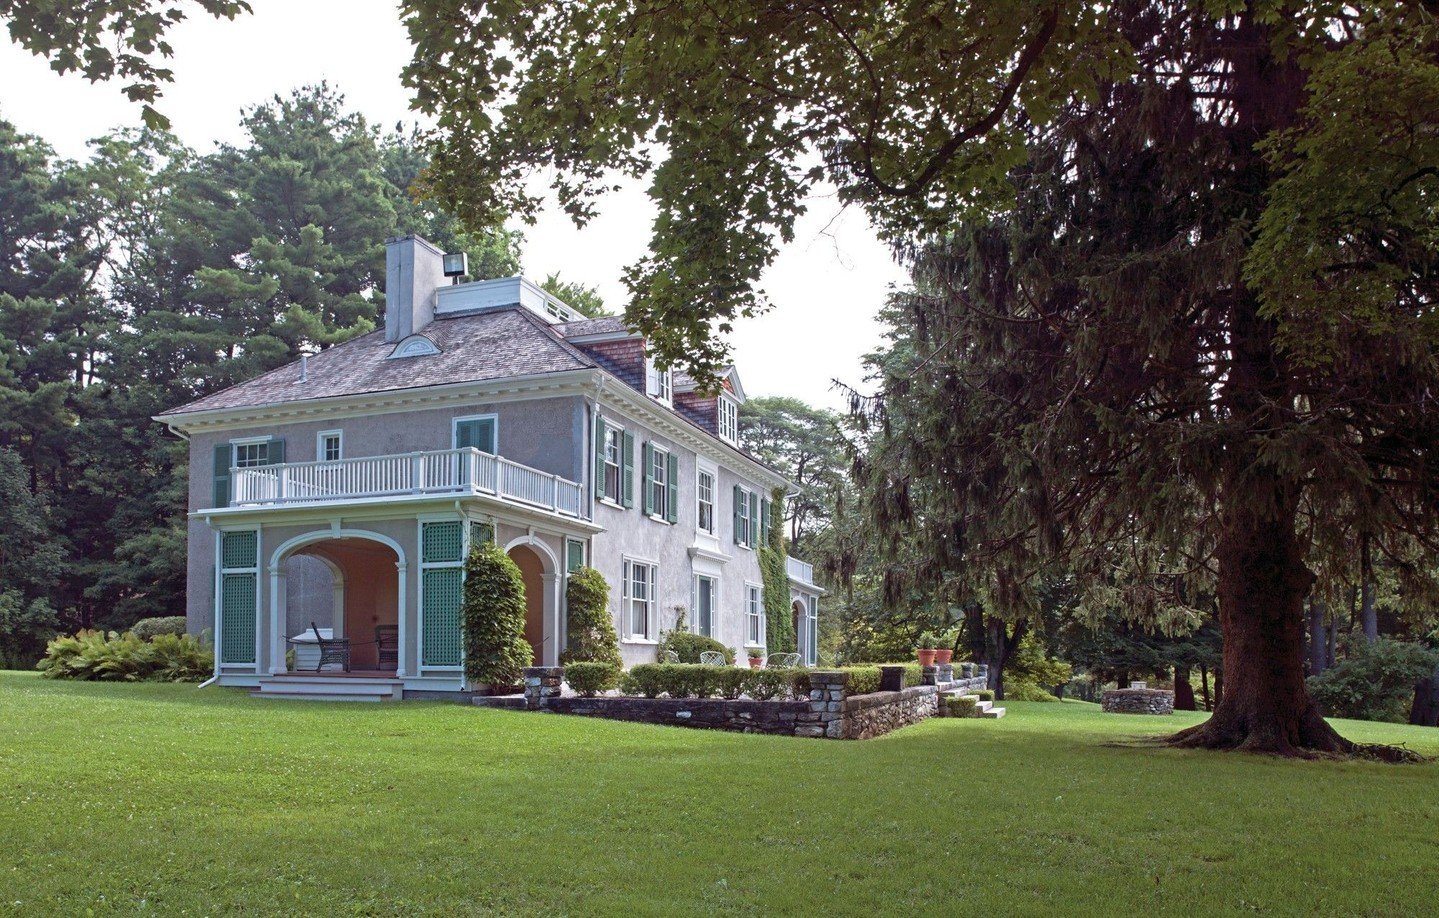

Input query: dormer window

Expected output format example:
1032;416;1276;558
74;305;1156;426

718;394;738;444
387;335;441;359
646;356;672;404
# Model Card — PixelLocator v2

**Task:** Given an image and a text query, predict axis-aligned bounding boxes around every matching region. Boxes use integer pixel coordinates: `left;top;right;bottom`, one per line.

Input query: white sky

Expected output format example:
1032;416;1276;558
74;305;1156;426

0;0;906;410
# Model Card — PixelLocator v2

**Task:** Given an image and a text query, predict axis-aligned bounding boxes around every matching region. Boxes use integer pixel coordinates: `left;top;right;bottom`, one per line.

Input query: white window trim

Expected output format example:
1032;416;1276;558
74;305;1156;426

735;484;754;550
695;460;717;536
316;429;343;462
648;444;671;522
622;556;660;643
718;394;738;444
646;356;672;405
745;581;765;648
229;435;274;470
692;573;719;638
451;413;499;454
601;420;625;506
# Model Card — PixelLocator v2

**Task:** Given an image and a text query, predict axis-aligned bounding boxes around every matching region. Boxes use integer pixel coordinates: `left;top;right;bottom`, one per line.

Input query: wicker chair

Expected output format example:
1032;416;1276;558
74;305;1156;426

309;621;350;673
699;651;728;666
765;652;801;669
376;625;399;672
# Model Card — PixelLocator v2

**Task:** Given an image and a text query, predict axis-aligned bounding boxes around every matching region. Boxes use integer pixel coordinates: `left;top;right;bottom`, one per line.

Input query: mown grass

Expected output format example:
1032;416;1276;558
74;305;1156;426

1;671;1437;916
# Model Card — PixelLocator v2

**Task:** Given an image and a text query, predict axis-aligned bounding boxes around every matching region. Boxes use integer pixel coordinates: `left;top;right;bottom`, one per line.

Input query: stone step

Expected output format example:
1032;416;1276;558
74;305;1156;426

979;706;1006;718
252;688;392;702
254;675;402;701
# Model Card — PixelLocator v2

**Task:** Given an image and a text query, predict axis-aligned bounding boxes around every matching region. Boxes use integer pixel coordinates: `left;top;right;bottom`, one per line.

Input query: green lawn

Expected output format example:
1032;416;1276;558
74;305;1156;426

2;672;1437;916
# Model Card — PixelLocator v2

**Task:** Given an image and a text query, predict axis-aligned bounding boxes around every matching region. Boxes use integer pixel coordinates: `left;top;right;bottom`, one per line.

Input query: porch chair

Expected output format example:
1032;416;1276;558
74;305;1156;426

765;652;801;669
699;651;728;666
376;625;399;672
662;650;681;664
309;621;350;673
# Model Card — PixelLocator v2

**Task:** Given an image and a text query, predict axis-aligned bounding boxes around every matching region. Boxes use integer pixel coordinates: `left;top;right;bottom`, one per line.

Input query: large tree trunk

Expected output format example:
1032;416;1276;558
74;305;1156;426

1308;601;1327;675
983;617;1027;701
1170;475;1355;756
1174;666;1196;711
1411;671;1439;728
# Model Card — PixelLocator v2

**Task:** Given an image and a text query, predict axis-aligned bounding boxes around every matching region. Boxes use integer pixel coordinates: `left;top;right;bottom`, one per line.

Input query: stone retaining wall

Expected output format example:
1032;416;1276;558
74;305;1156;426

521;668;961;740
1102;687;1175;715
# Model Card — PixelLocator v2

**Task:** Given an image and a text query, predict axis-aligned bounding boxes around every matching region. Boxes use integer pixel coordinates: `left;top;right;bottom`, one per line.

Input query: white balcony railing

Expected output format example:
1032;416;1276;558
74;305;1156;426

231;448;585;518
787;556;816;584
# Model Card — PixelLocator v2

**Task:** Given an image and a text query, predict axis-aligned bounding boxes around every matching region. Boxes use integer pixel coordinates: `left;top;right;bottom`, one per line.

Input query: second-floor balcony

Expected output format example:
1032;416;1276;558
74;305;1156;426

786;556;816;585
231;448;586;519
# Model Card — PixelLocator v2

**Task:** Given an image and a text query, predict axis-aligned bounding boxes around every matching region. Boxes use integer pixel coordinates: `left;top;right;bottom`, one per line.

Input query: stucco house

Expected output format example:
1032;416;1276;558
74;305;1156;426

156;235;822;699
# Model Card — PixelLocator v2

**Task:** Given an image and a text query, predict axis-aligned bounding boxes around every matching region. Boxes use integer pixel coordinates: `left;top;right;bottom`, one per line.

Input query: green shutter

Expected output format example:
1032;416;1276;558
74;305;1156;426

566;539;585;572
219;572;256;665
455;418;496;453
422;568;463;666
749;491;760;548
641;442;654;515
220;530;257;569
733;485;743;545
666;452;679;524
621;431;635;508
469;520;494;549
212;444;231;508
593;415;607;499
760;497;770;539
265;438;285;465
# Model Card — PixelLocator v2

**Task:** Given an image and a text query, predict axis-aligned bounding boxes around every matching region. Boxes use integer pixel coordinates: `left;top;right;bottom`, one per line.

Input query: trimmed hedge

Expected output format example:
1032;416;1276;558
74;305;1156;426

130;616;187;640
620;664;808;700
976;689;995;701
656;631;735;665
564;661;619;697
38;630;210;682
561;567;621;669
462;541;533;689
946;695;979;718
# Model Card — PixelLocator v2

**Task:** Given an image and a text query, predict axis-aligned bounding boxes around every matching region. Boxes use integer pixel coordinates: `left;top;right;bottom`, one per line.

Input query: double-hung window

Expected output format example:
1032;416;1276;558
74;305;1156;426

650;446;669;520
647;357;672;403
623;559;658;641
718;395;738;443
734;485;757;548
233;441;270;469
696;467;716;535
317;431;342;462
746;584;764;647
603;427;623;503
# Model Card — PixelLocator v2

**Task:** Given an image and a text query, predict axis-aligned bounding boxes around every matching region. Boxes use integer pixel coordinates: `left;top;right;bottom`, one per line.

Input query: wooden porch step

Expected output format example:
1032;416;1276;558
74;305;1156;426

254;674;402;701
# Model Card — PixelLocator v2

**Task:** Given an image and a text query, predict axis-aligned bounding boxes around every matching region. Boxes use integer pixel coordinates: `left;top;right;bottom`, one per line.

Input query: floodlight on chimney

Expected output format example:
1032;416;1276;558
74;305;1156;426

442;252;468;284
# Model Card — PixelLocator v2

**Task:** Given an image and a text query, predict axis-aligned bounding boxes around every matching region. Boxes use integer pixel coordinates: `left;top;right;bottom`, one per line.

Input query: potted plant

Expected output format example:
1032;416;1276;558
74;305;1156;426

916;632;938;667
934;629;955;666
745;646;765;669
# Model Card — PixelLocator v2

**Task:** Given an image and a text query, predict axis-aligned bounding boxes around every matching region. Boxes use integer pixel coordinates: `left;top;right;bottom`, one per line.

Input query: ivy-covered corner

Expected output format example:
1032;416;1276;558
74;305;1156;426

761;486;796;653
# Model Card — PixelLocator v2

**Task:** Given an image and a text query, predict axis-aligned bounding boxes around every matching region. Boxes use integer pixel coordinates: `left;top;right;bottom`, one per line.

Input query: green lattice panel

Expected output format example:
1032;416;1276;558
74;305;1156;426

422;568;464;666
220;572;257;664
470;521;494;549
423;521;463;564
221;530;257;569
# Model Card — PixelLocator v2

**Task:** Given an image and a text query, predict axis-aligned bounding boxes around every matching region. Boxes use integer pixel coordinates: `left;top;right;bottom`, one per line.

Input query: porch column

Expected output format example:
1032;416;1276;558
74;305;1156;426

267;564;287;675
543;572;561;667
395;560;409;678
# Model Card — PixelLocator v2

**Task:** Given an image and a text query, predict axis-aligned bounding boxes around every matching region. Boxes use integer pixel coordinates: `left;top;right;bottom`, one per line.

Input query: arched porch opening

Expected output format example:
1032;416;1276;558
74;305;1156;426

504;536;559;667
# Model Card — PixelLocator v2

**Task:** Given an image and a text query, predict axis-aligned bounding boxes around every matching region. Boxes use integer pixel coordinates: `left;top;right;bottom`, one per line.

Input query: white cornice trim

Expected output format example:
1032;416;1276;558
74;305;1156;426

154;369;600;434
191;492;606;534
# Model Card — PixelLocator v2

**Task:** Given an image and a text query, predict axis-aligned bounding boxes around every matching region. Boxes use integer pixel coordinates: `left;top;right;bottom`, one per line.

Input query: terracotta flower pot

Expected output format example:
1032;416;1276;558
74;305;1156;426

916;648;938;667
748;657;764;669
935;648;954;665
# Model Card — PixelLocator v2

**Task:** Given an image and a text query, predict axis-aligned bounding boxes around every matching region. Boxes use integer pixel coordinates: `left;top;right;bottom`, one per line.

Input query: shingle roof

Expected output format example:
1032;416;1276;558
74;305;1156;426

160;307;597;416
554;315;633;338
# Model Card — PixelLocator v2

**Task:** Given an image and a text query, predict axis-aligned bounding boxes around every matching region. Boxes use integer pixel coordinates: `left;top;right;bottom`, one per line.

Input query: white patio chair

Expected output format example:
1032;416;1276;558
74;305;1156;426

699;651;728;666
765;652;801;669
662;650;681;664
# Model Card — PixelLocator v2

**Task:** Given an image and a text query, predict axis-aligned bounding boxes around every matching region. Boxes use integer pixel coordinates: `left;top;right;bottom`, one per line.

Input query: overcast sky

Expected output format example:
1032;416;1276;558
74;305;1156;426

0;0;907;411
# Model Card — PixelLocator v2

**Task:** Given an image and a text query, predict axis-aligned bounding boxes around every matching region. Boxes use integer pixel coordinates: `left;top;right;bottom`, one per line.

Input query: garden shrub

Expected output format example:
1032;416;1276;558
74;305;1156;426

716;667;748;700
37;630;210;682
130;616;188;640
621;664;808;700
1005;680;1060;702
1307;638;1439;723
976;689;995;701
946;695;978;717
564;661;619;697
561;567;621;668
656;630;735;665
745;668;794;701
838;666;880;696
462;541;533;689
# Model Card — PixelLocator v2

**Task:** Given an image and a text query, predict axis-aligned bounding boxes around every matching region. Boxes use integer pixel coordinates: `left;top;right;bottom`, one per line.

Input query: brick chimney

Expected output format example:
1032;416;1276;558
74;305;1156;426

385;235;446;342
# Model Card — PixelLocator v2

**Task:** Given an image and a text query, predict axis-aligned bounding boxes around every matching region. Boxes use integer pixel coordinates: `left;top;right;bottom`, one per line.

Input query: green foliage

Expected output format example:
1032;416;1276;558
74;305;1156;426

0;0;251;129
461;542;533;688
832;663;921;696
539;273;609;318
130;616;187;640
563;662;619;698
561;567;621;668
619;664;807;701
1006;633;1073;689
737;397;845;554
1307;639;1439;724
946;696;979;718
1005;681;1061;702
656;630;733;665
760;487;795;653
36;629;209;682
976;689;995;702
0;589;61;670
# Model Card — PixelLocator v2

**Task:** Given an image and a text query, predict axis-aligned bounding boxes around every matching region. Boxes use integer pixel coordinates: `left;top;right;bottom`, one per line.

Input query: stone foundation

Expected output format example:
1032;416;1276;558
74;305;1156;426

1102;687;1175;715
